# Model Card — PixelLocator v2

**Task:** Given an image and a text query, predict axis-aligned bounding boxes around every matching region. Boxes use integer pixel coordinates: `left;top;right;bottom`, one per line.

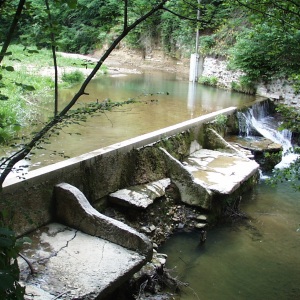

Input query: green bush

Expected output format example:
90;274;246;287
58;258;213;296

198;76;218;86
231;76;256;94
289;73;300;94
0;225;30;300
229;25;300;83
62;70;84;84
199;35;216;55
0;105;20;143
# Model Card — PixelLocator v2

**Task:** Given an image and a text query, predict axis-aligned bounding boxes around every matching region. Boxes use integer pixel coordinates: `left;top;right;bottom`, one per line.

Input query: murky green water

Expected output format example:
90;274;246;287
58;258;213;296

5;72;257;170
159;179;300;300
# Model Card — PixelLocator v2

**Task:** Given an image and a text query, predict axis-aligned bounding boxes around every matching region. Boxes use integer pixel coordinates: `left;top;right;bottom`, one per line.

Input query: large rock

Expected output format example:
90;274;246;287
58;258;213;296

159;147;259;209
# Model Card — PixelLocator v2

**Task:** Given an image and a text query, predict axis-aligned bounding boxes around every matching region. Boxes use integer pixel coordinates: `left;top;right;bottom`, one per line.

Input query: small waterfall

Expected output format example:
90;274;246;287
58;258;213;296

238;100;297;169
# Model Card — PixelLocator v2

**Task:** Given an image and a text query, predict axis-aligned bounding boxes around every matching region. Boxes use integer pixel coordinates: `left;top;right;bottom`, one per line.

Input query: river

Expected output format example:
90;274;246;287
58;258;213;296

4;71;256;170
159;179;300;300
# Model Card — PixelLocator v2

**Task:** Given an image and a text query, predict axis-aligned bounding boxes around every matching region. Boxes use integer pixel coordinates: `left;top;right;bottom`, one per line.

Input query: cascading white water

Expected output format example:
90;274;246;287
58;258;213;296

238;101;298;169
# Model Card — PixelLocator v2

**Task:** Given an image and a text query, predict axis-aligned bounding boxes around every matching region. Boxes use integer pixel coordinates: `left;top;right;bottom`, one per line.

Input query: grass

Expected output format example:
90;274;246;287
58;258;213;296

0;44;107;143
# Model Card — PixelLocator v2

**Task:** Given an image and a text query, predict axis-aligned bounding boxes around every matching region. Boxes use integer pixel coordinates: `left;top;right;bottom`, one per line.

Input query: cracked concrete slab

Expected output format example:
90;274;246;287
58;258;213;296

183;149;259;194
19;223;147;300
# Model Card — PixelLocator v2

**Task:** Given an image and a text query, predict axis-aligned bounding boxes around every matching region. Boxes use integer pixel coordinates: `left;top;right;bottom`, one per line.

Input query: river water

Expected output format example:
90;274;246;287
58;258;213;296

160;179;300;300
159;101;300;299
9;71;256;170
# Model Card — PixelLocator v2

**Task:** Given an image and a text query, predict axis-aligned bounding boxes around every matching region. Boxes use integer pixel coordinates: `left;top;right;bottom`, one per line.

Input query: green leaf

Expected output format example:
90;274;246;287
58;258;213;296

0;272;15;290
27;49;39;54
15;83;35;91
66;0;77;9
5;66;14;72
0;237;14;248
0;227;14;237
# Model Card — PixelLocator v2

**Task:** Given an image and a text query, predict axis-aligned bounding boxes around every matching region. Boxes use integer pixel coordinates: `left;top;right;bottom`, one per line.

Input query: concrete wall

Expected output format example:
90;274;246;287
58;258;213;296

1;108;237;236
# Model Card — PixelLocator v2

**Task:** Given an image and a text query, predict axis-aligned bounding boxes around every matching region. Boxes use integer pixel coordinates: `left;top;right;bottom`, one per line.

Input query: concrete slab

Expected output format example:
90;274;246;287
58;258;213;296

109;178;171;209
19;223;147;300
183;149;259;194
226;135;282;153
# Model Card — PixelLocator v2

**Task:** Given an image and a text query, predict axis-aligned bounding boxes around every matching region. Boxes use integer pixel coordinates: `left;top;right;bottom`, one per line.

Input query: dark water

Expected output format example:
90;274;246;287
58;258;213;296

3;72;257;171
159;179;300;300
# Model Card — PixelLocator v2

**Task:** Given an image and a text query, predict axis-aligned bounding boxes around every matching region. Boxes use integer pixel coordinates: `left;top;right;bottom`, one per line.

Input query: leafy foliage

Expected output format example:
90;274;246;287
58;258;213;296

229;25;300;83
62;70;84;84
230;0;300;31
268;153;300;191
265;105;300;190
0;218;31;299
231;76;256;94
198;75;218;86
276;105;300;134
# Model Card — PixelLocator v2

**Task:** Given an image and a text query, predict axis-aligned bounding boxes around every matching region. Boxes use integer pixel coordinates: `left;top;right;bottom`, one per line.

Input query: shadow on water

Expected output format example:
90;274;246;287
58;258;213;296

159;180;300;300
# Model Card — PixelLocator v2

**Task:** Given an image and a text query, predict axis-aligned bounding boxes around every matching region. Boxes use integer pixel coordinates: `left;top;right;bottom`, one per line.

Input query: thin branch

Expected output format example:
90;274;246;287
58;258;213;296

19;252;35;275
0;0;26;64
162;7;211;25
45;0;59;116
233;0;300;29
124;0;128;31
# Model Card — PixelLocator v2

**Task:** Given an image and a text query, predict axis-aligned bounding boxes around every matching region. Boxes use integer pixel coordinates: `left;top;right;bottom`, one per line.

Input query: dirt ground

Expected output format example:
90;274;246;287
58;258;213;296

91;47;191;79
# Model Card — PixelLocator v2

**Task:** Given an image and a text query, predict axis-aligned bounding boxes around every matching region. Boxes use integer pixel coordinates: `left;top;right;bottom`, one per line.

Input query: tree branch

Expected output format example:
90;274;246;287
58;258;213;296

0;0;170;187
124;0;128;31
45;0;59;116
0;0;26;64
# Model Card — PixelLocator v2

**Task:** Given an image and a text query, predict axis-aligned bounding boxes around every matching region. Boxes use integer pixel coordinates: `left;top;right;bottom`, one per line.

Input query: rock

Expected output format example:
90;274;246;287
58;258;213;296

227;135;282;153
153;242;158;249
183;149;260;195
195;223;207;229
178;223;185;229
149;225;157;232
141;226;152;234
55;183;153;258
196;214;207;222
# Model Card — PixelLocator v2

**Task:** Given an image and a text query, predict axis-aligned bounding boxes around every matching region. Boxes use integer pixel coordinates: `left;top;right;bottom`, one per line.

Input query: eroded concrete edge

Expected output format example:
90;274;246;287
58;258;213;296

54;182;153;260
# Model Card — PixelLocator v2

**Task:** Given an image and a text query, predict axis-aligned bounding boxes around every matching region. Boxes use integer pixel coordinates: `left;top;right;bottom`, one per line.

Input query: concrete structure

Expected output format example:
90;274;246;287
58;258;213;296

1;106;262;299
1;107;237;235
19;183;152;300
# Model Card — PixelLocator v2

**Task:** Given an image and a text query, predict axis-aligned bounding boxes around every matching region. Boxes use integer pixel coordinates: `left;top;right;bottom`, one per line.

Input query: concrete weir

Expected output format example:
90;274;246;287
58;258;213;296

1;106;261;299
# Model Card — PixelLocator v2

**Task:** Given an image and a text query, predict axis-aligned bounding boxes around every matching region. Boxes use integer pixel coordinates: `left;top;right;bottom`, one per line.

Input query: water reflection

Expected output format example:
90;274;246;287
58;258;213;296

159;180;300;300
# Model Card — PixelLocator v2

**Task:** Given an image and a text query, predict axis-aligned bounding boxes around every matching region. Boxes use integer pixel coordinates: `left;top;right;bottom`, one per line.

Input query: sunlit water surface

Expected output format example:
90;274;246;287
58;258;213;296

159;180;300;300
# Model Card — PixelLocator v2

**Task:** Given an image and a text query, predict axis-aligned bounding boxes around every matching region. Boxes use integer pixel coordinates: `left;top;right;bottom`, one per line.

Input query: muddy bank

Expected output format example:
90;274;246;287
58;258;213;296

92;47;190;80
